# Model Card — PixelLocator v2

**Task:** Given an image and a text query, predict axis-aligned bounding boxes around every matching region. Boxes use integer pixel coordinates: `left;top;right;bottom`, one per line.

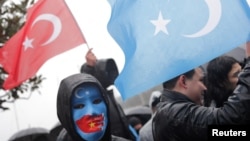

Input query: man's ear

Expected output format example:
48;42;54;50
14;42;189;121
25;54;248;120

179;75;187;89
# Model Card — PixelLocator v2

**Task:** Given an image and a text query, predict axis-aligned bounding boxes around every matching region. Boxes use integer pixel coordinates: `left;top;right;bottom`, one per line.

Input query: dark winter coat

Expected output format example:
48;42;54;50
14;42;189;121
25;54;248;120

152;58;250;141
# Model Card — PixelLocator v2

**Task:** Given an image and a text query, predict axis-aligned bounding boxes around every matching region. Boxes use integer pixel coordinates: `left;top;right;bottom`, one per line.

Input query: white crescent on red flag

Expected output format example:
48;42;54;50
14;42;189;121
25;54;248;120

0;0;86;90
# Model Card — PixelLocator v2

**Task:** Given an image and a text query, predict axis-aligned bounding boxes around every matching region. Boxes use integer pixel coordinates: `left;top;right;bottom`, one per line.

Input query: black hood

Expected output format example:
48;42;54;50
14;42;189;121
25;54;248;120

56;73;111;141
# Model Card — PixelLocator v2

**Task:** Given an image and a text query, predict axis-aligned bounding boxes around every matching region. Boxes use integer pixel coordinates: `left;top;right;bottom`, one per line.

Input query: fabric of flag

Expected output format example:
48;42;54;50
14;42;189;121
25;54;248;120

107;0;250;100
0;0;86;90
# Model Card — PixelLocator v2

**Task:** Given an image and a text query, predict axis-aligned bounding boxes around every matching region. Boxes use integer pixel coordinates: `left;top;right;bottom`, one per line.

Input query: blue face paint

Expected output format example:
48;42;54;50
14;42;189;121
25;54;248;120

71;83;108;141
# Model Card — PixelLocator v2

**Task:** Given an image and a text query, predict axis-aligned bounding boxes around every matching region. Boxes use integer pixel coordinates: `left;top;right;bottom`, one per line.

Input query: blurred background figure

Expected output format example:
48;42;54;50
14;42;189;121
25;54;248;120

128;116;143;134
124;105;152;126
139;91;161;141
49;122;63;141
148;91;161;114
204;55;242;107
8;127;51;141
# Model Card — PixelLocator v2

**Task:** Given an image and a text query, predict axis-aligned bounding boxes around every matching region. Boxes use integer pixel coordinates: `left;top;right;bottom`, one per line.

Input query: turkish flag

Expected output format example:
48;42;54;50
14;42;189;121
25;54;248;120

0;0;86;90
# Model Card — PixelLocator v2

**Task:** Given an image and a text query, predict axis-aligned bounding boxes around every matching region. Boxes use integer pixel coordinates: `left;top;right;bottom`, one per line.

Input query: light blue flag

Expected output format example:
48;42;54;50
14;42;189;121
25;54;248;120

107;0;250;100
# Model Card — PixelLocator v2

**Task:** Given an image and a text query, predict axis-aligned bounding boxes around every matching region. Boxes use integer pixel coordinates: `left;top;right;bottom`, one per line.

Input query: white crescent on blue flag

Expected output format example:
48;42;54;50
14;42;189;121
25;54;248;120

107;0;250;100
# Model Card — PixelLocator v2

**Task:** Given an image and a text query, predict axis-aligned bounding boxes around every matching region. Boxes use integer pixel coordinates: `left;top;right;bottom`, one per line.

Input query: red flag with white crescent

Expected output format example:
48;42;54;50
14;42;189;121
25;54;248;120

0;0;86;90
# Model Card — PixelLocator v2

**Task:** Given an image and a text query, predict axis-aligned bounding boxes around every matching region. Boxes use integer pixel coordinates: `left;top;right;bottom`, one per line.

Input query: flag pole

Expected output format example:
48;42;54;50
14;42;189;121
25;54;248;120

85;42;90;49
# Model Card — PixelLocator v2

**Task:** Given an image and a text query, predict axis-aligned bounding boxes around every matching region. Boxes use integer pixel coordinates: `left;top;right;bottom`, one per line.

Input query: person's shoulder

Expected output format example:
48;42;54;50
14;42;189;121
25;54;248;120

139;118;152;134
111;135;132;141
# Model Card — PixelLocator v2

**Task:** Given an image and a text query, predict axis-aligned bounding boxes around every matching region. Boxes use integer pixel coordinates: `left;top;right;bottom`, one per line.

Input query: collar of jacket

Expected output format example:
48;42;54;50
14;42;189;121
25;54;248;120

161;89;195;103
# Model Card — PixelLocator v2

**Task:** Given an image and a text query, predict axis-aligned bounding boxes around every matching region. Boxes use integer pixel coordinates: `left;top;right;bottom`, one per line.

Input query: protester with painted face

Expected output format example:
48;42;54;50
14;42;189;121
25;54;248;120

56;73;130;141
80;48;137;141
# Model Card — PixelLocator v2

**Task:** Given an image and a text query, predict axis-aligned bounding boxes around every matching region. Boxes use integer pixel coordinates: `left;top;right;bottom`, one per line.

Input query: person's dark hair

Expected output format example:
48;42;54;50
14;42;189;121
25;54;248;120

204;55;240;107
128;116;142;127
162;69;195;90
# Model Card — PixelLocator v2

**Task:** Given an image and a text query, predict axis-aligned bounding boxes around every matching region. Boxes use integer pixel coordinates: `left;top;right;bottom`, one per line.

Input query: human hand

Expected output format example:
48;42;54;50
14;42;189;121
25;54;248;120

85;48;97;67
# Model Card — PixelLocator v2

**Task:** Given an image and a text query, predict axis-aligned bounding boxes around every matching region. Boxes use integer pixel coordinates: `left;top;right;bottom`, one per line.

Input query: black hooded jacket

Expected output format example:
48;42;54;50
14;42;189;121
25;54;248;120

152;58;250;141
56;73;130;141
80;59;136;141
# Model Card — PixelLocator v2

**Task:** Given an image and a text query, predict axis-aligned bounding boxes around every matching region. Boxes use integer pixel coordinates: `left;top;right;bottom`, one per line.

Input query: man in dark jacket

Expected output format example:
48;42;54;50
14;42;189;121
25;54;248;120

152;43;250;140
80;48;137;141
56;73;130;141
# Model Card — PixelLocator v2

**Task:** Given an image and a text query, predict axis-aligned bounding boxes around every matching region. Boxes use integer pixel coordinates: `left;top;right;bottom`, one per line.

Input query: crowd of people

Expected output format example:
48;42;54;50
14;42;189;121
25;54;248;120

9;42;250;141
152;42;250;140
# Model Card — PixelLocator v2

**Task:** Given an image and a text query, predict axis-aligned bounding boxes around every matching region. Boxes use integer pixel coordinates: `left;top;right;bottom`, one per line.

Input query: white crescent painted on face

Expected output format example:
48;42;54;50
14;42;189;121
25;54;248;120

75;92;83;99
74;88;84;99
183;0;222;38
74;88;91;99
32;14;62;46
